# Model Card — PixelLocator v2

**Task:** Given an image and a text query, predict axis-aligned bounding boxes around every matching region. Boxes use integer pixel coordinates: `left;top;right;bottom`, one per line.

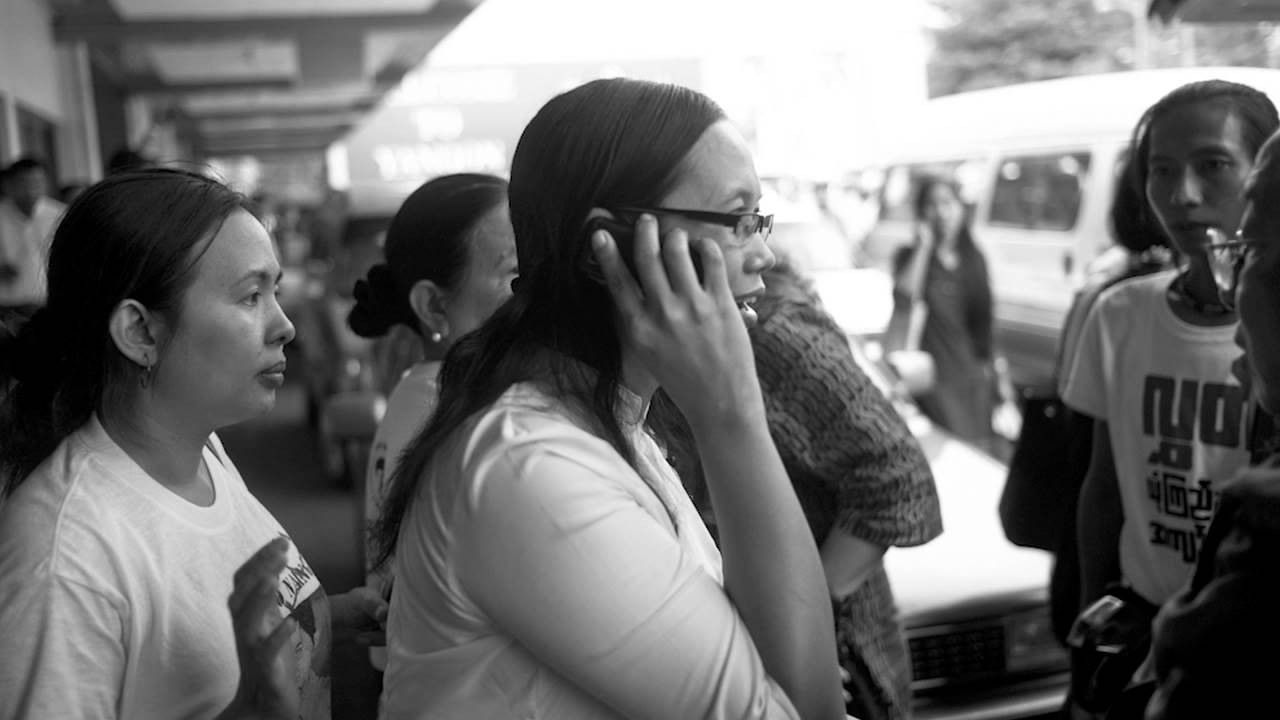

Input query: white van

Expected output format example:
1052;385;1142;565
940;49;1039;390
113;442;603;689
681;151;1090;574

860;66;1280;392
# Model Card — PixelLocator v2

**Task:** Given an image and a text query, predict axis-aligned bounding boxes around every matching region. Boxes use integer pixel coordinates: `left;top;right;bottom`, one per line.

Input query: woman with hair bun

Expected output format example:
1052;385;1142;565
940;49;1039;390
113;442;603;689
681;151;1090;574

0;168;386;720
347;172;515;669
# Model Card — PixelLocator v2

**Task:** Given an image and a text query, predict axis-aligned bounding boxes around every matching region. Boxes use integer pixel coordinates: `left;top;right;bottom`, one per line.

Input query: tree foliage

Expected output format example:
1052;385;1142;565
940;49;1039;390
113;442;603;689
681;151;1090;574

928;0;1131;97
928;0;1277;98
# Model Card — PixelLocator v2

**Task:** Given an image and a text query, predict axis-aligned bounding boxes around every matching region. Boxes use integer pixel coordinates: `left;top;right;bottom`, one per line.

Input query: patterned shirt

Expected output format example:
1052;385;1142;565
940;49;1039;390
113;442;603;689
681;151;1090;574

750;283;943;720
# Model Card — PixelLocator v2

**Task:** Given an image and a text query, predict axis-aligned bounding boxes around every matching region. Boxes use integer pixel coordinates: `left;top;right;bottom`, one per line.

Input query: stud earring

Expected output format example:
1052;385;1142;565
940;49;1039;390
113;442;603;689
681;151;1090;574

430;331;443;344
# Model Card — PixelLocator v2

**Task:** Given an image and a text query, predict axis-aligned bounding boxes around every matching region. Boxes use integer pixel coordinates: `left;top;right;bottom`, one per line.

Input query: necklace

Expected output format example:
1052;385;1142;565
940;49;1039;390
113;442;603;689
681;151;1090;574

1167;273;1233;316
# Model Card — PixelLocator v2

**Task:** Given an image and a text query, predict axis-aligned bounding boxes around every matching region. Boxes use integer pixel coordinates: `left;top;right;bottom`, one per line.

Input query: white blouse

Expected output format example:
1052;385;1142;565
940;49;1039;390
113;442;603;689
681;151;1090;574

379;381;799;719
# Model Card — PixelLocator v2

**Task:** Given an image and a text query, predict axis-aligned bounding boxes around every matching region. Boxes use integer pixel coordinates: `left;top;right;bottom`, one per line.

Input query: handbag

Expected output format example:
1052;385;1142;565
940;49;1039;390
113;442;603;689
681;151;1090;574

1000;257;1174;552
998;390;1091;551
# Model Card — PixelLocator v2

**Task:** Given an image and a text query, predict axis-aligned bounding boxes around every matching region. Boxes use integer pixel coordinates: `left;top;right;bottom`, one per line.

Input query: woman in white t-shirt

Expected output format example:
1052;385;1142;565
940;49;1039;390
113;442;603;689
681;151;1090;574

368;78;845;720
0;168;386;720
1062;80;1279;712
346;173;516;669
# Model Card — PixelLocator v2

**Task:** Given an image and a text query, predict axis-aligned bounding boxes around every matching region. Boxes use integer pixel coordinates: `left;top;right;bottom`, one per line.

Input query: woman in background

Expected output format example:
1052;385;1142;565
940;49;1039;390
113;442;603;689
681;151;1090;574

672;255;943;720
347;172;515;668
891;175;1011;449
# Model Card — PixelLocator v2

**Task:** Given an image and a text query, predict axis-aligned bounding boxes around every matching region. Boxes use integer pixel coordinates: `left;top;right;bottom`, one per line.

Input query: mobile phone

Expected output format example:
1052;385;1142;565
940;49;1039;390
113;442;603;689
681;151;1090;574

584;213;704;283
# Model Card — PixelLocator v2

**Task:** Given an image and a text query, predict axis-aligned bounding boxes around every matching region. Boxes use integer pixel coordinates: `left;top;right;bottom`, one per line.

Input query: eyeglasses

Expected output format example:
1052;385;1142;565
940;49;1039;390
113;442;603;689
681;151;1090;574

616;206;773;244
1205;234;1259;311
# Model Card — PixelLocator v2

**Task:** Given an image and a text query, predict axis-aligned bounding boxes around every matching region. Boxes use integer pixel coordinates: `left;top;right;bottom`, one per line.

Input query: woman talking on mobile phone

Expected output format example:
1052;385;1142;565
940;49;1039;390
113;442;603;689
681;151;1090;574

890;175;1014;451
369;77;845;720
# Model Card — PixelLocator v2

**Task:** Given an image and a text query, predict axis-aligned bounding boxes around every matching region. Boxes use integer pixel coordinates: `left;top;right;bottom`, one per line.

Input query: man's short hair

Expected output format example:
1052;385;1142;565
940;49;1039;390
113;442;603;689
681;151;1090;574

6;157;46;175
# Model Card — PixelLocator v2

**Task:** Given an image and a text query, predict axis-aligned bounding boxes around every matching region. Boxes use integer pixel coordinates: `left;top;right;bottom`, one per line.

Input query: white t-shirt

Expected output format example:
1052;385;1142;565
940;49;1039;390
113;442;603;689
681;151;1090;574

1062;270;1251;604
365;360;440;590
364;360;440;671
0;416;331;720
0;196;63;306
380;382;798;720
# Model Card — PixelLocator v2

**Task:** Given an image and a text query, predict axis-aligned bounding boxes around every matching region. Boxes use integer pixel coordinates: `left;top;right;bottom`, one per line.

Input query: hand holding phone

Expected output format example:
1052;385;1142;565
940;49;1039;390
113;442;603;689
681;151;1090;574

585;212;704;284
589;214;763;432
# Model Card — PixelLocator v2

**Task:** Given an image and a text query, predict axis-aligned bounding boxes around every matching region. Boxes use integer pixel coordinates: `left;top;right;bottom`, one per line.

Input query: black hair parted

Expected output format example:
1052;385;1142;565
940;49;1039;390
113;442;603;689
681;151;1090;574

912;173;981;258
0;168;252;495
369;77;727;569
1110;147;1172;255
347;173;508;339
1133;78;1280;210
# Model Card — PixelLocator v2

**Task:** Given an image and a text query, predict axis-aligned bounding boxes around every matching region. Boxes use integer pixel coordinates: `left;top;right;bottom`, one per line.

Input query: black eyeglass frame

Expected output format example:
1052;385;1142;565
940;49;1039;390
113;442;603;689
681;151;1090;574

615;205;774;243
1205;236;1259;311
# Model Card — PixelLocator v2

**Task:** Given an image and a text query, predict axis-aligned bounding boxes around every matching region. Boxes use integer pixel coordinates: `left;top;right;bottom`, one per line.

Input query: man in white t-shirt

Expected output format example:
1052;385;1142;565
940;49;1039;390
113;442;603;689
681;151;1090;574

1062;269;1251;607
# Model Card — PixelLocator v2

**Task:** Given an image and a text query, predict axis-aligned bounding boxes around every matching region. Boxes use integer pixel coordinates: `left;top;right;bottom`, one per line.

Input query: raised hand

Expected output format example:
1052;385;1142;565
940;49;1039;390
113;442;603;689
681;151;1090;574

590;214;764;433
219;536;297;720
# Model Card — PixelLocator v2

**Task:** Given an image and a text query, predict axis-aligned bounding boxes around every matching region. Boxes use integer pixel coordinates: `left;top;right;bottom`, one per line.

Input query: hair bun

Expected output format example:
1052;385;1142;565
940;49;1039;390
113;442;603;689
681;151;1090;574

348;263;414;338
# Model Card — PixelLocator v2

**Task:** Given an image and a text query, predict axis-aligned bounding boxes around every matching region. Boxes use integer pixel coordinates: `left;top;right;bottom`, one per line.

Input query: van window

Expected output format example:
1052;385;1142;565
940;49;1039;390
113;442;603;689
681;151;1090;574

879;160;984;222
988;152;1092;231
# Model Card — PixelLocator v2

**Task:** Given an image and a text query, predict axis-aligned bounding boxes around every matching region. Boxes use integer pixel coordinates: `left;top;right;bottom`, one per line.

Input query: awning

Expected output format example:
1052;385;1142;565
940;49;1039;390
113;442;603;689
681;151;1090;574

51;0;482;157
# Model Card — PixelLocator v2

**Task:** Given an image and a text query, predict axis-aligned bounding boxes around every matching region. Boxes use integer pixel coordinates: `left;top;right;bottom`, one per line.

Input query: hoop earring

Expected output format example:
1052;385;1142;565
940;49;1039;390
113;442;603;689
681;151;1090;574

140;357;153;389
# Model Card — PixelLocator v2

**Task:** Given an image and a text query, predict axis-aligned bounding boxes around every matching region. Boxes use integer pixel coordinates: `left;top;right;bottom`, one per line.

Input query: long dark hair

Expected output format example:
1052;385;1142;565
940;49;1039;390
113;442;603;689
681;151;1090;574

348;173;508;338
1130;79;1280;232
1110;147;1172;256
912;173;979;256
0;168;251;495
370;78;726;568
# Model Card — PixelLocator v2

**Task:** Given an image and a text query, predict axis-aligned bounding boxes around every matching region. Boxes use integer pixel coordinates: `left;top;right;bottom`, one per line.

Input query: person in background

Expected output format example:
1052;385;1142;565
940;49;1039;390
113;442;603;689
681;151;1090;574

106;147;155;175
1061;79;1278;715
1143;124;1280;720
0;158;64;381
58;182;89;206
347;172;516;672
891;175;1015;451
0;168;385;719
670;255;942;720
370;77;845;720
0;157;64;314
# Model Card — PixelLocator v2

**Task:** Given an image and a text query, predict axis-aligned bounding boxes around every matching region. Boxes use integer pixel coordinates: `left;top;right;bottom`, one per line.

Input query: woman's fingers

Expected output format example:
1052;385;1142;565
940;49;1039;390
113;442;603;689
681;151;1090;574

659;227;701;297
628;214;675;307
690;235;732;302
344;586;390;629
224;538;298;719
243;574;282;634
592;229;644;318
263;615;296;656
229;537;288;616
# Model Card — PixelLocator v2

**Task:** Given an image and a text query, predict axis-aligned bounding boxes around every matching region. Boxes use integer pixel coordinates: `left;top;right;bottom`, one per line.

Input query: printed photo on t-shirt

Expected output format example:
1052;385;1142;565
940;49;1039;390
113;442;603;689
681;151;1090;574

275;535;332;720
